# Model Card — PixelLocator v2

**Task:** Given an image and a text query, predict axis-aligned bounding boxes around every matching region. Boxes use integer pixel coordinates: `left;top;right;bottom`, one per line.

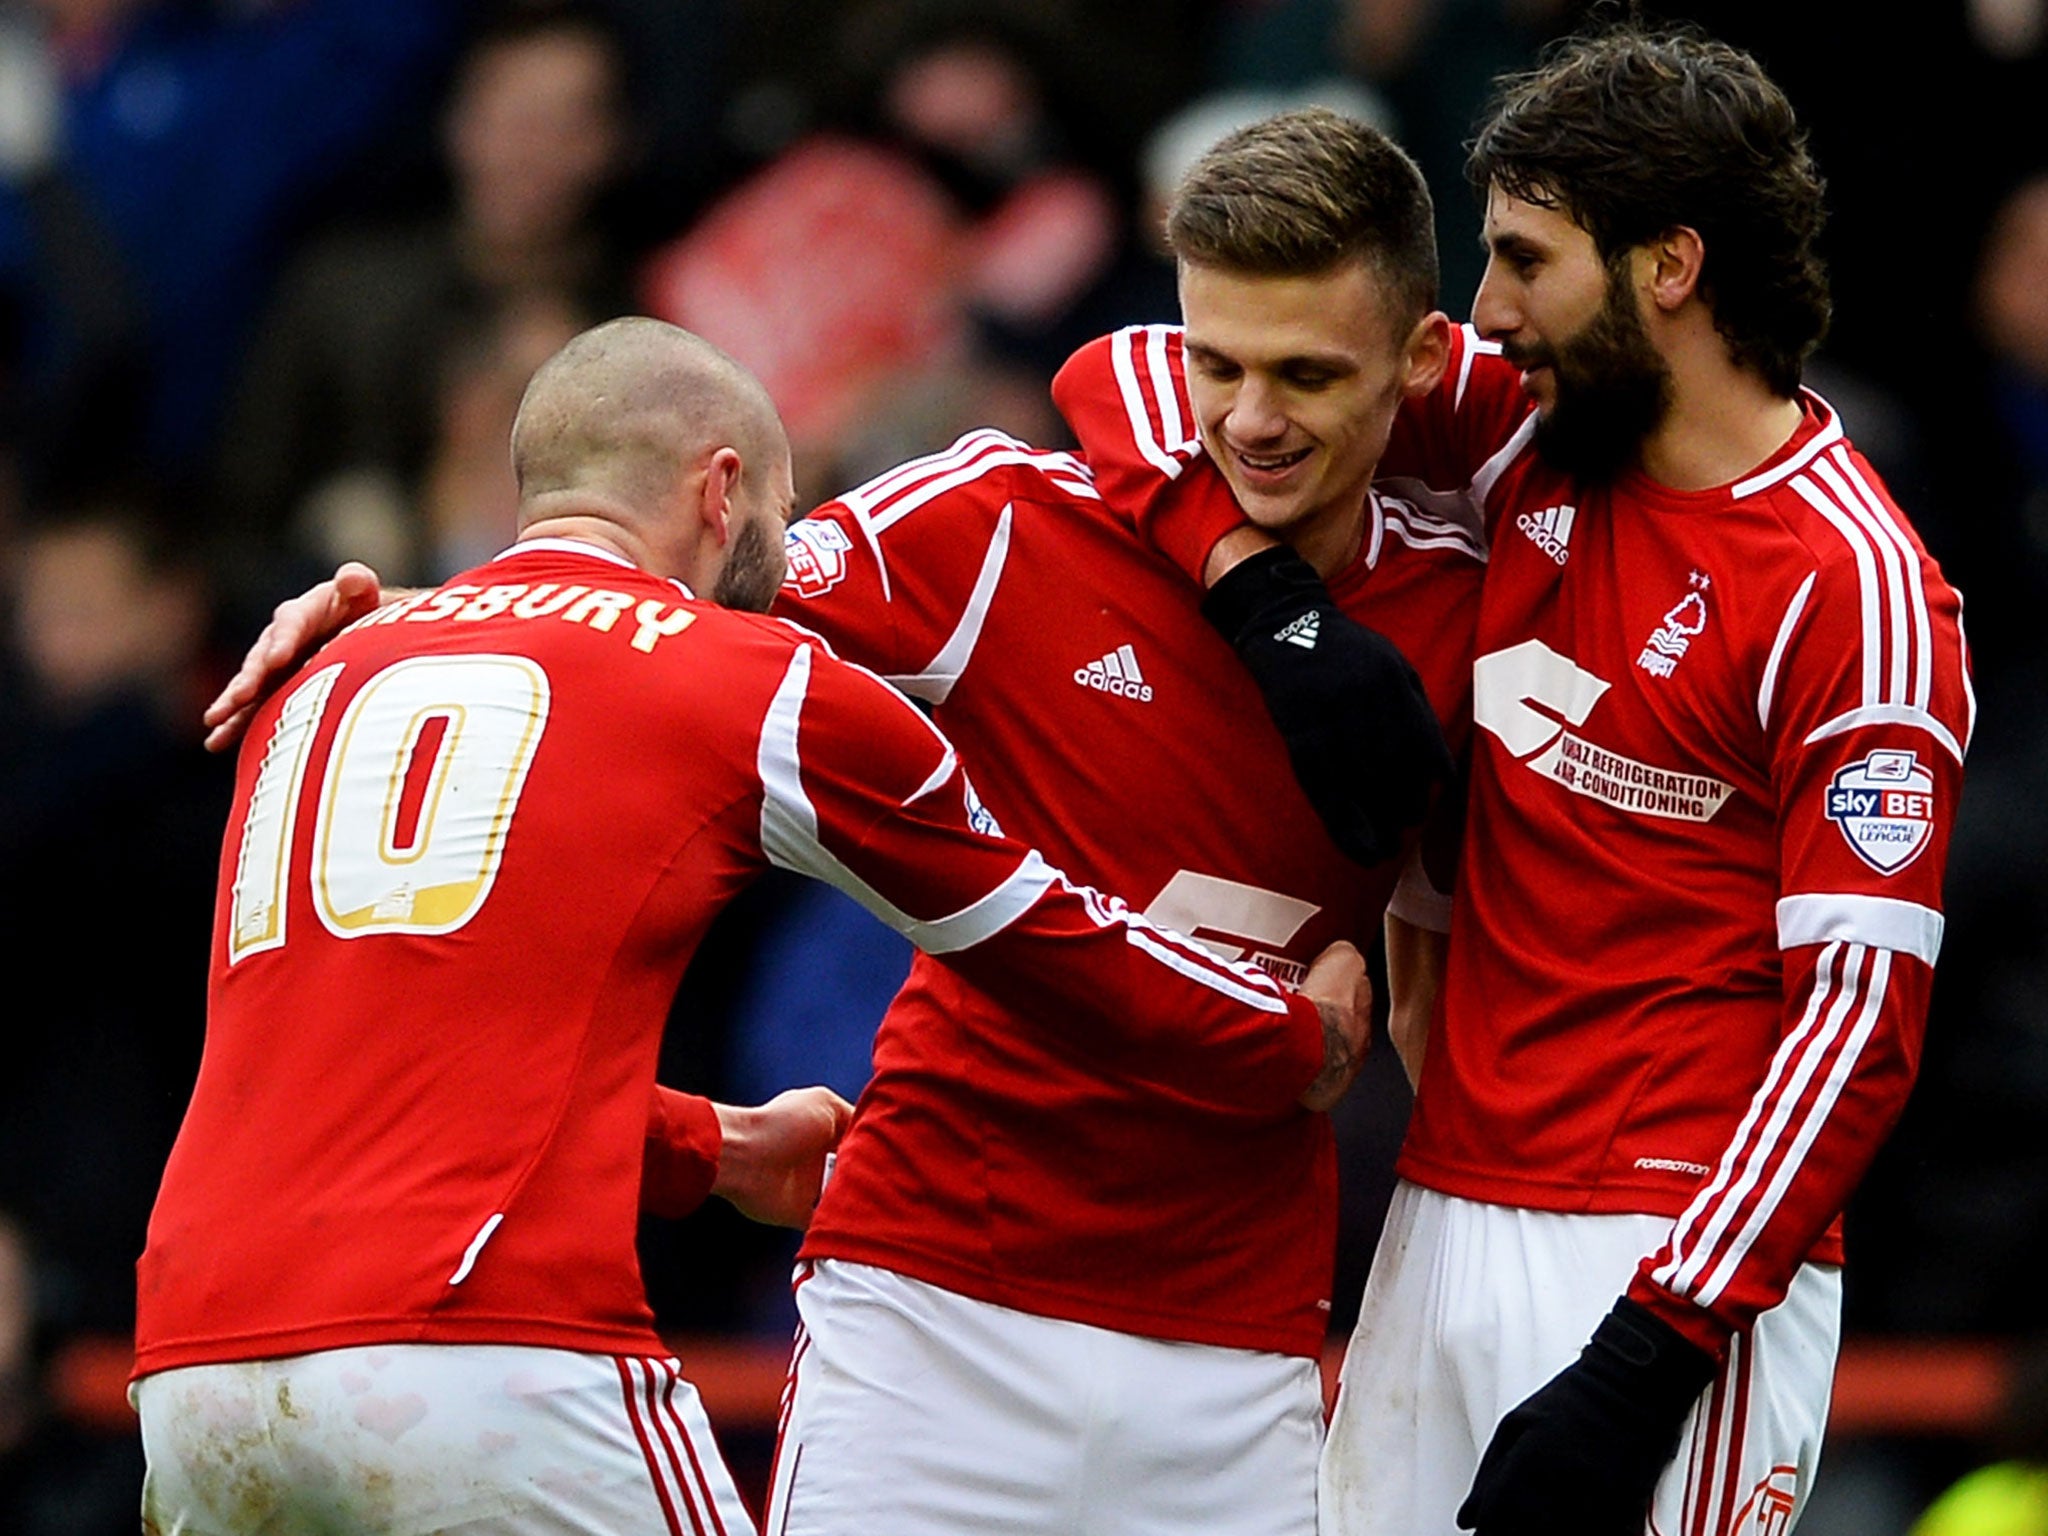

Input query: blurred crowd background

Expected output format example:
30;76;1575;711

0;0;2044;1531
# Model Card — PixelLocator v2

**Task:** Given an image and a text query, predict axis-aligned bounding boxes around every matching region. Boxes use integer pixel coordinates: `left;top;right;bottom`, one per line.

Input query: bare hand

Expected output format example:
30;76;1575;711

1298;941;1372;1112
202;561;389;752
710;1087;856;1228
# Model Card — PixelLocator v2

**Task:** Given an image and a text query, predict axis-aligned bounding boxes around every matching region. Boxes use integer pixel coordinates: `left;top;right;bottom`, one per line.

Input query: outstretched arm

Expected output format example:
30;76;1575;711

203;562;404;751
642;1085;855;1228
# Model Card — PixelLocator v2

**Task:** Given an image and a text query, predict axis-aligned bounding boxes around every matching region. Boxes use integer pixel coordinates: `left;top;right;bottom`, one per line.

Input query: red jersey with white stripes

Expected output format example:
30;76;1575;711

777;428;1477;1357
1406;340;1971;1349
1059;322;1974;1352
134;539;1323;1377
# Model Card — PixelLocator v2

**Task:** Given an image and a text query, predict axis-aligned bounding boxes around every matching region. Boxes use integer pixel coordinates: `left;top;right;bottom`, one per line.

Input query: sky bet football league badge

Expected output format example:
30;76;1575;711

784;519;853;598
1824;749;1935;874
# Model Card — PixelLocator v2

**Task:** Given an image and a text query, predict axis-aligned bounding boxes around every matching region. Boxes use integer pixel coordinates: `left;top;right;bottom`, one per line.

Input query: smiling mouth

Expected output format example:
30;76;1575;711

1231;445;1312;475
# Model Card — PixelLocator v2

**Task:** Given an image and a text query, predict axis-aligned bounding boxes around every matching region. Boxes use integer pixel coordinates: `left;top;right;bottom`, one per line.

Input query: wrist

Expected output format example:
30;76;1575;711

1199;544;1325;644
707;1103;754;1201
1202;526;1282;589
1590;1295;1720;1421
1623;1273;1735;1362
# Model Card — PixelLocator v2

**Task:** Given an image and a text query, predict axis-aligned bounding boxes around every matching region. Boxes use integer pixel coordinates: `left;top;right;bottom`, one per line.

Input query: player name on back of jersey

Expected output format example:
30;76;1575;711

346;579;698;656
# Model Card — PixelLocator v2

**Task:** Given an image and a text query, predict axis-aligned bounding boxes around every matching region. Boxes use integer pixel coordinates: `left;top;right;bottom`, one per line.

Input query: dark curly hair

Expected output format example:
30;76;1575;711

1468;23;1831;396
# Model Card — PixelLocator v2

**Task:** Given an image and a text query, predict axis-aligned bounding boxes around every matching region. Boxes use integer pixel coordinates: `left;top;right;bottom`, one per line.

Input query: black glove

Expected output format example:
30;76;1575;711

1202;546;1454;867
1457;1297;1719;1536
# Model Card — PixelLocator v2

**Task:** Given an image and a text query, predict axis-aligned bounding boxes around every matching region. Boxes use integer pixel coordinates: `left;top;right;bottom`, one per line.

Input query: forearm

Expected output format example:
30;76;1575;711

1632;943;1931;1354
1384;914;1447;1091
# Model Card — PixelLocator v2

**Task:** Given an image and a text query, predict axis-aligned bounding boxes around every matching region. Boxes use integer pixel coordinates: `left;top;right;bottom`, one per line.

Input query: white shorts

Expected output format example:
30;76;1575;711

1320;1182;1841;1536
134;1342;757;1536
765;1259;1324;1536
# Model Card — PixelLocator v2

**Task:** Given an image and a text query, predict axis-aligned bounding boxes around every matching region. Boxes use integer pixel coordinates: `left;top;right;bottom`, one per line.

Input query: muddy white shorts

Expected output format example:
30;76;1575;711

766;1259;1325;1536
134;1342;757;1536
1320;1182;1841;1536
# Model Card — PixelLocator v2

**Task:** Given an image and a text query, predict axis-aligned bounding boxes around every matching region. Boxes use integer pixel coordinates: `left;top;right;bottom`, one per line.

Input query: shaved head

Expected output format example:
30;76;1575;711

510;317;788;526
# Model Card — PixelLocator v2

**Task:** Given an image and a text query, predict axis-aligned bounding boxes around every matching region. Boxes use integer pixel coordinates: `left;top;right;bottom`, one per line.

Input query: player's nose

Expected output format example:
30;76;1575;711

1224;376;1289;444
1471;258;1520;343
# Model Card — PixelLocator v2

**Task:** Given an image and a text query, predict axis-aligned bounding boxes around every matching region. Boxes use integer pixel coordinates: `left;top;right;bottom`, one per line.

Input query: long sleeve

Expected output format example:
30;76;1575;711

1050;325;1243;582
1630;471;1975;1354
750;635;1330;1118
641;1087;722;1219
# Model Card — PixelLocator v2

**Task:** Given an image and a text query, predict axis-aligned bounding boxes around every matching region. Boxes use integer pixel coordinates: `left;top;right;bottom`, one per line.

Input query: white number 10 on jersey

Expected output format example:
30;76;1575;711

229;655;552;962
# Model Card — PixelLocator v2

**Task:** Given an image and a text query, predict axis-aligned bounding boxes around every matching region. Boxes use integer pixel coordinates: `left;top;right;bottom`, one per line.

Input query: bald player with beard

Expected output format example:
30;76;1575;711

132;317;1368;1536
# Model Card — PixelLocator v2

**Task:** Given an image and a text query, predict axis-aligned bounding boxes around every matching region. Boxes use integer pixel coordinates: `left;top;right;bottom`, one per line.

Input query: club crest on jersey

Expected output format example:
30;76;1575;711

1516;503;1576;565
1739;1467;1801;1536
1636;572;1711;678
1825;749;1934;873
782;520;853;599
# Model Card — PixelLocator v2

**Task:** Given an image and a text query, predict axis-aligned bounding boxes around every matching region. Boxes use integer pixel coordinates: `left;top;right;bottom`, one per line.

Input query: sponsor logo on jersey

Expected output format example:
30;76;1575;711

1634;1155;1712;1177
1636;571;1711;678
1824;748;1934;873
961;776;1003;838
1515;502;1576;565
1275;611;1320;649
1474;640;1736;822
783;519;853;599
1074;643;1153;701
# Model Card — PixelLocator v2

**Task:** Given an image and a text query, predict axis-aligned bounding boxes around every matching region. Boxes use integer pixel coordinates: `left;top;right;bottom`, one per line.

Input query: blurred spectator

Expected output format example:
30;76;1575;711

1123;75;1393;321
638;129;969;503
0;491;224;1329
213;0;640;600
1191;0;1576;312
416;292;585;578
0;0;458;495
639;2;1132;500
0;1208;149;1536
1968;173;2048;638
0;490;230;1536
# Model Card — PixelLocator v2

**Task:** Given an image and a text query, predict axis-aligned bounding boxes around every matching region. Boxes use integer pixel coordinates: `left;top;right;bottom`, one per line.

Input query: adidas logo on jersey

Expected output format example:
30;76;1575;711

1516;503;1576;565
1074;643;1153;702
1275;612;1320;649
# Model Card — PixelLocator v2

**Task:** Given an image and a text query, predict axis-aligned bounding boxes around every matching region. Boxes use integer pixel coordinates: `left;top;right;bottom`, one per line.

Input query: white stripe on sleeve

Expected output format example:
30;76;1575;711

756;645;1055;953
1810;455;1912;706
1776;892;1943;964
1801;703;1964;765
1791;476;1884;708
1957;602;1978;752
1111;327;1187;477
1653;941;1850;1294
1832;448;1934;709
1694;949;1892;1307
886;502;1013;706
1757;572;1816;733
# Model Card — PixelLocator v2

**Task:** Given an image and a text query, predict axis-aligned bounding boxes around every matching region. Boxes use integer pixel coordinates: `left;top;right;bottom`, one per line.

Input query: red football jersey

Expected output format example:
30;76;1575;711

1062;323;1974;1352
775;423;1478;1357
134;539;1323;1377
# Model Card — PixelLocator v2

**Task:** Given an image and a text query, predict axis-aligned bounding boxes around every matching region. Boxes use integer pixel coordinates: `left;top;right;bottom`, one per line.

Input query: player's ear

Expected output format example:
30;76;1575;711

1400;311;1454;399
1644;226;1705;313
700;446;743;545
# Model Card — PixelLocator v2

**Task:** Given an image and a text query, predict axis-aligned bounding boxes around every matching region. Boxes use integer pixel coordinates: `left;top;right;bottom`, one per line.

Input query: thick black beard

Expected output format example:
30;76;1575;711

1521;270;1673;483
712;515;787;613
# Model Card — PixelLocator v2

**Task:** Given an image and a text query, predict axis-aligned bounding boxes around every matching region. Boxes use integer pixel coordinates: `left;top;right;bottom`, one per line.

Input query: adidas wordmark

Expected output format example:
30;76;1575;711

1074;643;1154;702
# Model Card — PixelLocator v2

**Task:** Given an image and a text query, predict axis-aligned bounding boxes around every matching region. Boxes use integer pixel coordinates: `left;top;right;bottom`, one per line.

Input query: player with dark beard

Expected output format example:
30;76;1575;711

1052;25;1972;1536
